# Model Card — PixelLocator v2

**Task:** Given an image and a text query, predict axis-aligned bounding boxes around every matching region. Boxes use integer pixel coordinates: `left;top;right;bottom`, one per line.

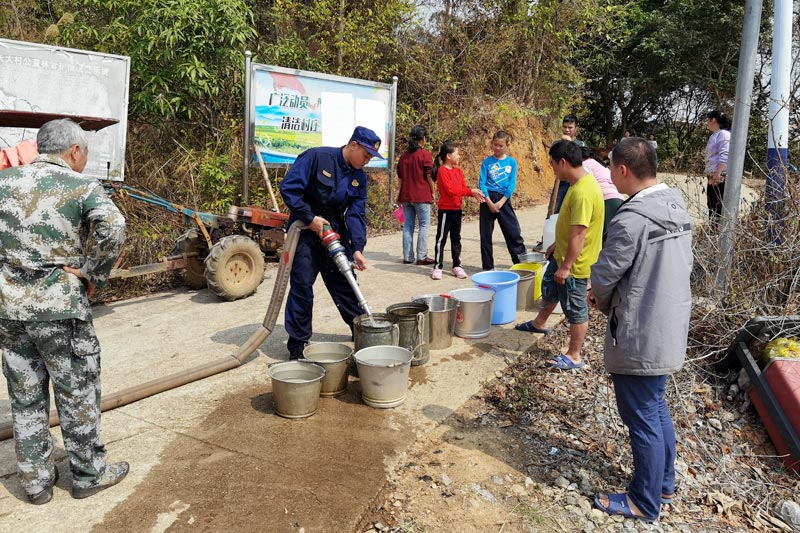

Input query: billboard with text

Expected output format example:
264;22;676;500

249;64;394;169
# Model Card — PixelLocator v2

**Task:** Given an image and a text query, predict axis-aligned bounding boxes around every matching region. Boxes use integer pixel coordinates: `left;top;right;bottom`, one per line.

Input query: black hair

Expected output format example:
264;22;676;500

549;139;583;168
407;125;428;152
579;144;604;165
433;140;457;181
492;130;512;144
610;138;657;178
706;110;731;130
562;114;578;125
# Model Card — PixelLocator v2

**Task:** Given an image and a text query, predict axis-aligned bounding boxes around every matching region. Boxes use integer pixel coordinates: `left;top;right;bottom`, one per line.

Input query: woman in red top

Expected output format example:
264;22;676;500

431;141;485;280
397;126;435;265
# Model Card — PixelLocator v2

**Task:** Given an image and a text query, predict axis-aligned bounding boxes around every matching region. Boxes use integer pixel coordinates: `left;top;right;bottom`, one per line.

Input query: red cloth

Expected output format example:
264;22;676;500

436;166;473;210
396;148;433;203
0;140;38;170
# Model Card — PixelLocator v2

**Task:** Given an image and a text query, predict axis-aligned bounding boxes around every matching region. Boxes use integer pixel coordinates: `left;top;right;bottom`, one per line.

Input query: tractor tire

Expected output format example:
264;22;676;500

204;235;266;301
171;229;207;290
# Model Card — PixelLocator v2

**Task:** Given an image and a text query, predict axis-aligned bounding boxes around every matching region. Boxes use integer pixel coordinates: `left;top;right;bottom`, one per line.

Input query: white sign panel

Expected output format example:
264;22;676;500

249;63;394;169
0;38;130;181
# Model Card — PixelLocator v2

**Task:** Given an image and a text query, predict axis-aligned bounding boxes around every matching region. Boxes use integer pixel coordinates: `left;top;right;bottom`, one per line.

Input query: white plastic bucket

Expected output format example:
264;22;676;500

542;214;558;251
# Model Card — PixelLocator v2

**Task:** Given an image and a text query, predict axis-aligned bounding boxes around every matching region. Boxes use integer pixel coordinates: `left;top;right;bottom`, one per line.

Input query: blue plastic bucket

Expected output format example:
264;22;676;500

471;271;520;325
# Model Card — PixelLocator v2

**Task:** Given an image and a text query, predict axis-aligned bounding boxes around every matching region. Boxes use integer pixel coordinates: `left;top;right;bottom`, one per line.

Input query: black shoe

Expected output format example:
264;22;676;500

415;257;436;265
28;468;59;505
289;350;304;360
402;259;413;264
532;241;544;252
72;462;129;499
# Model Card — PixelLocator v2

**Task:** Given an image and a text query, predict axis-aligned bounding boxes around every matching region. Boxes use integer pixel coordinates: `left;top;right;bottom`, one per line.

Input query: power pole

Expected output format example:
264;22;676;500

716;0;764;290
766;0;792;232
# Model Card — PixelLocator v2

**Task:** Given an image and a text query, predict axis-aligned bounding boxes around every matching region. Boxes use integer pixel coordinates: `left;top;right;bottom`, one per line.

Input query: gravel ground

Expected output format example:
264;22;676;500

359;310;800;532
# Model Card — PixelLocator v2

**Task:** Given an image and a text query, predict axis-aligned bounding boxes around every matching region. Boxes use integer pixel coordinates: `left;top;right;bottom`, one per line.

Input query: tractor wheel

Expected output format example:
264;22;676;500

204;235;266;301
171;229;207;289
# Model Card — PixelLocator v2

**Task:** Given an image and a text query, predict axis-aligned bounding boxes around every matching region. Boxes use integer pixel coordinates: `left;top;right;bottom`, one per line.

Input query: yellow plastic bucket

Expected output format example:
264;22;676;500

511;262;543;304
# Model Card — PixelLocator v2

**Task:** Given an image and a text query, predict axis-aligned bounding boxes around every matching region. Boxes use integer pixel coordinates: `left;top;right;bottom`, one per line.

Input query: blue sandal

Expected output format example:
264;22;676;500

545;354;585;370
594;493;655;522
514;321;552;334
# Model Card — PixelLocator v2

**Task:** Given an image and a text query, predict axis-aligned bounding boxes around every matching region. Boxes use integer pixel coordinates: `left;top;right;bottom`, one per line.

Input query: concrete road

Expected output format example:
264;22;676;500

0;205;554;532
0;173;752;531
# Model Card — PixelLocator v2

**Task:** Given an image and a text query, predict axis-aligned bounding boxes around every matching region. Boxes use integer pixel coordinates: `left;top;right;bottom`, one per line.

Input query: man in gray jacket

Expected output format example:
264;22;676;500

590;138;692;522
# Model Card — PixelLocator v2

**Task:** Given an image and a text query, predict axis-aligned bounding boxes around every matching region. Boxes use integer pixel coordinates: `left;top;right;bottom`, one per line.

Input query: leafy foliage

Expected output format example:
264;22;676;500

56;0;255;127
254;0;413;81
4;0;794;299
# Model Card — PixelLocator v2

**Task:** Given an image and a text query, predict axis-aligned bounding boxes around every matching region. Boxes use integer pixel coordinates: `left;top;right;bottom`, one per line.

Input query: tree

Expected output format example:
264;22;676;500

576;0;752;163
57;0;256;128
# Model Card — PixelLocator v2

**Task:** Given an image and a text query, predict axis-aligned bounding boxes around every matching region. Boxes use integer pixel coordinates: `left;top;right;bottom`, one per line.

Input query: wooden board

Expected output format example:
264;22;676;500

0;109;118;131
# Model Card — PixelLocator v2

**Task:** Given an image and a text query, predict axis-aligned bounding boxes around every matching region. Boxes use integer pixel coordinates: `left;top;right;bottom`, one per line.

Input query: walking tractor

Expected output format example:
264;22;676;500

105;183;288;301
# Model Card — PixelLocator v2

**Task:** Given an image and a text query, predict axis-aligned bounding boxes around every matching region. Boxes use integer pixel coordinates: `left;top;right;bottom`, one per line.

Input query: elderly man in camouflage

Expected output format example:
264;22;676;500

0;119;129;504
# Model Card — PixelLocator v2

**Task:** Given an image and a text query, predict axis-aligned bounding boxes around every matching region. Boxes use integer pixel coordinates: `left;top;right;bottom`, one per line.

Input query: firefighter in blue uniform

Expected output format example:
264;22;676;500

280;126;383;359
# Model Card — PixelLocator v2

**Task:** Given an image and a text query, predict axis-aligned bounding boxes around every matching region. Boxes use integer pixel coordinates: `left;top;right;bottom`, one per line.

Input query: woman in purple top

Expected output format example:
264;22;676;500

705;110;731;224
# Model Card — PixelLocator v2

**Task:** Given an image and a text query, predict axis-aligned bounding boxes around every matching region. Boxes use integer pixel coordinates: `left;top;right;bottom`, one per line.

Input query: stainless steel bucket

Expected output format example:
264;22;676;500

387;302;430;366
412;294;458;349
353;313;399;352
501;269;536;311
268;361;326;419
354;345;413;408
448;288;494;339
302;342;353;397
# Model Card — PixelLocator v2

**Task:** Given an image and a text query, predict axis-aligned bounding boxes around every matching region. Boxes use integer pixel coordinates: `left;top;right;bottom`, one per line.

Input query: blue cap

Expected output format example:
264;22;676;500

349;126;384;159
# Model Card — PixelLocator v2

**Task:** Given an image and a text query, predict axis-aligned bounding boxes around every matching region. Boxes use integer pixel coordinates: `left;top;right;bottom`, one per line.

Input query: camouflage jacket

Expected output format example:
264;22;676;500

0;154;125;321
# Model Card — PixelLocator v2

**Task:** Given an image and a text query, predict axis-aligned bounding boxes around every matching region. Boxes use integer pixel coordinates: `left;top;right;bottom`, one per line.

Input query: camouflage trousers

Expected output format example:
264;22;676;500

0;318;107;495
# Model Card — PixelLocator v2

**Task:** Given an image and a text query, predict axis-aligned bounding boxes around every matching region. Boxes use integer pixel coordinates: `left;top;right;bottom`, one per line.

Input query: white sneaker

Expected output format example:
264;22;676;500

452;266;468;279
431;269;443;280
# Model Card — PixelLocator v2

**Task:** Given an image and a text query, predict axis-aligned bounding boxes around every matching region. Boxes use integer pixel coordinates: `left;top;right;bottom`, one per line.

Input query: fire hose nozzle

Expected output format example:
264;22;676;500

318;223;371;313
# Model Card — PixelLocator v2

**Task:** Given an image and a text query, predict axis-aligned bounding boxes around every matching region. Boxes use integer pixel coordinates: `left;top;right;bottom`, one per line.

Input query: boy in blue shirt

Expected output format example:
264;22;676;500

479;130;526;270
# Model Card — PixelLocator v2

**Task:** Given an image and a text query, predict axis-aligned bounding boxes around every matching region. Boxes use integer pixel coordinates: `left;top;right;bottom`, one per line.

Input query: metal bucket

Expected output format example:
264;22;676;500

302;342;353;397
501;269;536;311
354;313;399;352
519;251;547;264
354;345;413;408
268;361;326;419
387;302;430;366
449;288;494;338
513;258;547;304
412;294;458;349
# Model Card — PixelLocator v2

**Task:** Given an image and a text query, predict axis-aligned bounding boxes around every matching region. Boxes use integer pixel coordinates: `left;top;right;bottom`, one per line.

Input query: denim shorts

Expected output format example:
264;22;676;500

541;257;589;325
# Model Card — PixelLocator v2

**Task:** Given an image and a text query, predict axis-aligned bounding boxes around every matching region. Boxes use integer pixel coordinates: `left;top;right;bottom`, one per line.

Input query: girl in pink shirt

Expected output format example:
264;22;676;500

582;146;623;238
431;141;485;280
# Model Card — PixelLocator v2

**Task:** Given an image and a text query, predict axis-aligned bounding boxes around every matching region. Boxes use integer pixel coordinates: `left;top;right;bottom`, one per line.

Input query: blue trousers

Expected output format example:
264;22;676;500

550;180;570;215
402;202;431;262
611;373;676;520
284;231;362;354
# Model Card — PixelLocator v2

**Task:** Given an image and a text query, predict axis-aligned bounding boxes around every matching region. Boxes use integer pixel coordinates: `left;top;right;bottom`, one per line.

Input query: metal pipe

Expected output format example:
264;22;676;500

715;0;763;290
0;221;305;441
243;50;253;204
388;76;398;204
766;0;791;224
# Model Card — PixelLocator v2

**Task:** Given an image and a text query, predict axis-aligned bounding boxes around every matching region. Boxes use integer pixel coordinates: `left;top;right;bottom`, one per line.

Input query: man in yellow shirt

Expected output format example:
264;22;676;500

515;140;604;370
